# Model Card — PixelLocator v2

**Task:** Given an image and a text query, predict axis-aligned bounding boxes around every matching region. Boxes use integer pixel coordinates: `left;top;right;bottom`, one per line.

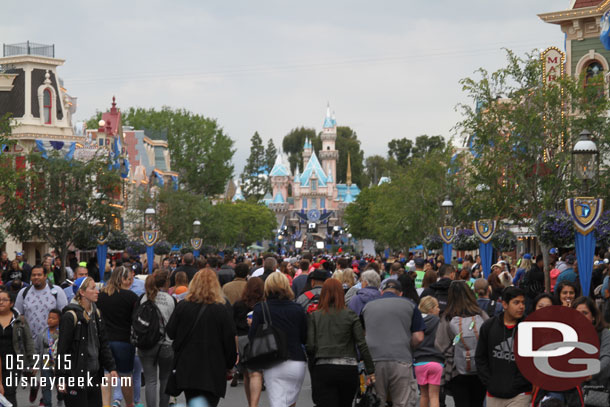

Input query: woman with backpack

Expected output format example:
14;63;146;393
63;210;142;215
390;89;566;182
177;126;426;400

306;278;375;407
137;269;175;407
415;296;444;407
434;280;488;407
97;266;139;407
57;276;118;407
233;277;264;407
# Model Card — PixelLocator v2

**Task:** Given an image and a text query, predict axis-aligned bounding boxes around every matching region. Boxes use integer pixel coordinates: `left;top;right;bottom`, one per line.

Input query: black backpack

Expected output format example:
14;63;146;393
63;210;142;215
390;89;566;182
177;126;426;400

131;296;164;350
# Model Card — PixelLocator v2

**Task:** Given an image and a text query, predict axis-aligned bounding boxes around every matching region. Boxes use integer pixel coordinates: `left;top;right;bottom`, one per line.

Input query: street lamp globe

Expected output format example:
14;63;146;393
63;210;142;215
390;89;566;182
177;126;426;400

144;208;156;230
441;197;454;223
193;220;201;235
572;130;599;181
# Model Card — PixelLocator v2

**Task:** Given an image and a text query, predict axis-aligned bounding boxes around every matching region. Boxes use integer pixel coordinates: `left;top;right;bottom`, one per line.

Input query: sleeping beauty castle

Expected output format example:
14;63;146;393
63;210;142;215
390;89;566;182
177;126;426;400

263;105;360;245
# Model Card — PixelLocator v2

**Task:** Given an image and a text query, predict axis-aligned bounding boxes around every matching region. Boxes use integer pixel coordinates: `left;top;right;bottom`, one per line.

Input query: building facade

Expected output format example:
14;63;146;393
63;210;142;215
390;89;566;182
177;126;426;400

267;105;360;245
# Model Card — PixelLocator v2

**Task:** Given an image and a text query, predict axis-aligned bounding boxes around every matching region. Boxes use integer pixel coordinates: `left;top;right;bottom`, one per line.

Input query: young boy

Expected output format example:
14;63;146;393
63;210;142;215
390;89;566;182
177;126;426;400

35;309;61;407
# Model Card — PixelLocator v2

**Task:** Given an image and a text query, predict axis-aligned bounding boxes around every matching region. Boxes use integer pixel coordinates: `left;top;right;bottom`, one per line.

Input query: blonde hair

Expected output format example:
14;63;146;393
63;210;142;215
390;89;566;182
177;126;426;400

337;269;356;288
75;277;96;321
102;266;130;296
264;272;294;300
186;268;225;304
419;296;438;314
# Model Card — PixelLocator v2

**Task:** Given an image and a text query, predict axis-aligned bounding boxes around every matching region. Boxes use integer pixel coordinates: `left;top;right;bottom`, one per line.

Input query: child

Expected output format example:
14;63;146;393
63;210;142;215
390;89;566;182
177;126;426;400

35;309;61;407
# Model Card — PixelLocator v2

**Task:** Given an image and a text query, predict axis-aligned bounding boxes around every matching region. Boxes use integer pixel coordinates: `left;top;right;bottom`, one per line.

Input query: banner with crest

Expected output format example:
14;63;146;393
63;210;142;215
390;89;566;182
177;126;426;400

439;226;456;244
473;220;497;244
565;198;604;235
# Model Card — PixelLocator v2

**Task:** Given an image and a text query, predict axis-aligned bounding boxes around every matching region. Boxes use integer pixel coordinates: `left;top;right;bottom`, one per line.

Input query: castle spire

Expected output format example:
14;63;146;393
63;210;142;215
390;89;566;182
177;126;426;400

346;152;352;187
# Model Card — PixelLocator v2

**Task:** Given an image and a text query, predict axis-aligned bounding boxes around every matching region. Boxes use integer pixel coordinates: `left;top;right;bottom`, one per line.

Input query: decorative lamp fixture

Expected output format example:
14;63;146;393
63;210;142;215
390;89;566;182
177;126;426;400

441;197;454;223
144;208;156;230
192;220;201;235
572;130;599;182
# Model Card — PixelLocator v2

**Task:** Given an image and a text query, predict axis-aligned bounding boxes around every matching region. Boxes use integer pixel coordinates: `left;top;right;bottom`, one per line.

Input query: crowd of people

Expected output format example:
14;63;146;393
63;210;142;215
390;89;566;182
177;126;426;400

0;248;609;407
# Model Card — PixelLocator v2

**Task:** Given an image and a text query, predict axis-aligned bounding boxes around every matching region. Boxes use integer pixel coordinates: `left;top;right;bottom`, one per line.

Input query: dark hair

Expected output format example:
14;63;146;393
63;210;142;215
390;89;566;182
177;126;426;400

300;260;310;271
554;281;580;304
533;292;556;308
174;271;188;287
501;286;525;304
241;277;264;308
398;274;419;304
48;309;62;318
422;270;437;289
536;254;543;263
572;296;605;332
337;258;348;269
206;255;218;268
444;280;481;320
145;269;169;302
235;262;249;279
318;278;346;313
31;264;45;274
439;264;455;278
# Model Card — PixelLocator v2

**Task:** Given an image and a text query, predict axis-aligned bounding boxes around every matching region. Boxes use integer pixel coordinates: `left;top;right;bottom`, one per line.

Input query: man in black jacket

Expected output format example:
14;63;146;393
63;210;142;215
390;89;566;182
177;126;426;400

420;264;456;315
475;286;532;407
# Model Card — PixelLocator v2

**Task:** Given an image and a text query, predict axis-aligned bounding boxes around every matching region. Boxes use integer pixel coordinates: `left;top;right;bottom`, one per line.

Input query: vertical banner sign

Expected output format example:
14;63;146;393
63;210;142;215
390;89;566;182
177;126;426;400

473;220;497;278
142;231;160;274
191;238;203;259
566;198;604;296
439;226;456;266
541;47;566;158
96;232;108;282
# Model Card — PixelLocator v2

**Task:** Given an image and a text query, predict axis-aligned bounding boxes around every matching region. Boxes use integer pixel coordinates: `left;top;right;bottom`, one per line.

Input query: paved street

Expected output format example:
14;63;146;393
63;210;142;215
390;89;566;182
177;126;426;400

14;369;456;407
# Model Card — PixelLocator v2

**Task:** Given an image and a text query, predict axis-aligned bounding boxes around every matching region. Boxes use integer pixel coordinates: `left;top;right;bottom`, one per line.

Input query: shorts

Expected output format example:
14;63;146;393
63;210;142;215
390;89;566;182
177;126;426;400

414;362;443;386
108;341;135;374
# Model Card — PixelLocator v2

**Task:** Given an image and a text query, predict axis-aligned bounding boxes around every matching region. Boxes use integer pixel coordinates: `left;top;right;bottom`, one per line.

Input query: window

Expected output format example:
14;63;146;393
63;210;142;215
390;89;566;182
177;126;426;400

320;198;325;208
584;61;604;101
43;89;52;124
303;198;307;209
311;198;317;209
98;138;104;146
311;179;317;191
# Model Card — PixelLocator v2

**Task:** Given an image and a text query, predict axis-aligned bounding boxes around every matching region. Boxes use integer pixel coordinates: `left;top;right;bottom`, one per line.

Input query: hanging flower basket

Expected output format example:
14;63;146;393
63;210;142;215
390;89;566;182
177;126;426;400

454;229;479;251
491;229;517;252
534;210;575;248
423;234;443;250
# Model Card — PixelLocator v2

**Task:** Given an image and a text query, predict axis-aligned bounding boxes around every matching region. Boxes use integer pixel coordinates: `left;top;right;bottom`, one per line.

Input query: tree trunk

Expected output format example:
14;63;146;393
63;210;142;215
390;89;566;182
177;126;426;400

539;241;551;293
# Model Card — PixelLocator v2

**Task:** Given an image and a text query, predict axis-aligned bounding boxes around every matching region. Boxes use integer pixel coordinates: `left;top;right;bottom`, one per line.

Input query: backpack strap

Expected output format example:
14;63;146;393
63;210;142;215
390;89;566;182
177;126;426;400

304;291;315;300
22;285;32;300
458;317;473;373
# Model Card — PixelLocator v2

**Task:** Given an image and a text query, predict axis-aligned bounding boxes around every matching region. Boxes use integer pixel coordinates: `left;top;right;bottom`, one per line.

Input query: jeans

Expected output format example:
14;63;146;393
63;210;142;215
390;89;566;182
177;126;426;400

138;344;173;407
112;353;142;403
41;369;53;407
311;364;359;407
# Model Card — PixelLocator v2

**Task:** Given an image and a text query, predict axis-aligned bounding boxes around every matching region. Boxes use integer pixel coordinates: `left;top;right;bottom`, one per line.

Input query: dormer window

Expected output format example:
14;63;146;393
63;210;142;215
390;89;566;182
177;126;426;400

43;89;52;124
311;179;317;190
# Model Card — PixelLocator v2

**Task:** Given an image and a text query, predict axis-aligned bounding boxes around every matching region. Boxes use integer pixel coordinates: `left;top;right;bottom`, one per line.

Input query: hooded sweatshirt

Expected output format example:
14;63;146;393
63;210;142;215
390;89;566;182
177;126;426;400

474;313;531;399
420;278;452;314
413;314;443;364
348;286;381;316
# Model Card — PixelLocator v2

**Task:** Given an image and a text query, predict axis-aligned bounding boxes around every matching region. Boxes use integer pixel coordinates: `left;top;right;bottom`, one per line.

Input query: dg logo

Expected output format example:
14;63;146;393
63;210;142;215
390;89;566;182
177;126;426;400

514;306;600;391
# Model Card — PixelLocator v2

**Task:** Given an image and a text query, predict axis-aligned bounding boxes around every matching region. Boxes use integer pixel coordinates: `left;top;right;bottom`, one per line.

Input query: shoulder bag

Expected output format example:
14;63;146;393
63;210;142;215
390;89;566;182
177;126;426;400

165;303;207;397
242;301;287;369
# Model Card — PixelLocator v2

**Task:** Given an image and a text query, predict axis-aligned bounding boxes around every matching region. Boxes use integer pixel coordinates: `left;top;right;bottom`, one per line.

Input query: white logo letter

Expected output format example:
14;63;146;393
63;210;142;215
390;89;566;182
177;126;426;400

518;322;577;357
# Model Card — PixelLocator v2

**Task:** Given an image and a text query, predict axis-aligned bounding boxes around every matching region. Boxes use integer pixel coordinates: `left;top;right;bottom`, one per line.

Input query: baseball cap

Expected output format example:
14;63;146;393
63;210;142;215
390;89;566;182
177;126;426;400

565;254;576;265
549;248;558;255
15;251;24;256
414;258;426;267
309;269;329;281
523;253;532;260
72;276;89;294
381;279;402;292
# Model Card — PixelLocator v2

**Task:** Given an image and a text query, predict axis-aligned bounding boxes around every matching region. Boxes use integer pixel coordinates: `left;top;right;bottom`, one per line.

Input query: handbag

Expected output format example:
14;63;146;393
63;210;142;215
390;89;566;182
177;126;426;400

165;304;207;397
242;301;287;369
582;384;610;407
354;385;380;407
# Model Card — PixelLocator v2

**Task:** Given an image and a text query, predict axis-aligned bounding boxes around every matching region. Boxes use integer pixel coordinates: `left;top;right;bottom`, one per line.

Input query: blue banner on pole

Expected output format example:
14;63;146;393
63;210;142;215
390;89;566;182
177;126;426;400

575;231;596;296
193;250;200;258
480;242;493;278
147;245;155;274
96;244;108;278
443;243;452;265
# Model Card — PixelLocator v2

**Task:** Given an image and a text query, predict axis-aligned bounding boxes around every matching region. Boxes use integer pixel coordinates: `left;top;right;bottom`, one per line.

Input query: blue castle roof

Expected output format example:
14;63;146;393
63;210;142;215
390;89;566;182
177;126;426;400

336;184;360;202
269;154;290;177
272;192;285;204
300;151;327;187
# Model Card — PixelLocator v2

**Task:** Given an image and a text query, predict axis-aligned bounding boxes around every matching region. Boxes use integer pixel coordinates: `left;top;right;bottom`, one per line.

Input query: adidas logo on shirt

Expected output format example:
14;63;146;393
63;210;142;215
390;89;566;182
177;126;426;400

492;337;515;361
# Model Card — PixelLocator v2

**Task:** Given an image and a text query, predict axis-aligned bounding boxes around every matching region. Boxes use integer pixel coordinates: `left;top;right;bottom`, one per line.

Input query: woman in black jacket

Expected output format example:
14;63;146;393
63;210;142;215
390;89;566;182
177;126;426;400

57;276;118;407
166;268;237;407
250;272;307;407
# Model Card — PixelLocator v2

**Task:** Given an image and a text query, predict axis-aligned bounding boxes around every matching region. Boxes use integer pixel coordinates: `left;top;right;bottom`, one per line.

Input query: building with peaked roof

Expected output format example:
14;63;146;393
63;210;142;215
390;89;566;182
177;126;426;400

268;105;360;245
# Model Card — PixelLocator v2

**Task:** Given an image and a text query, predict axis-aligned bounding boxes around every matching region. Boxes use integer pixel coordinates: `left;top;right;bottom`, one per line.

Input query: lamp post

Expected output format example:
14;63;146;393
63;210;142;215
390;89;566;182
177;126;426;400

191;220;202;259
566;130;603;296
96;222;109;283
439;197;455;265
142;207;159;274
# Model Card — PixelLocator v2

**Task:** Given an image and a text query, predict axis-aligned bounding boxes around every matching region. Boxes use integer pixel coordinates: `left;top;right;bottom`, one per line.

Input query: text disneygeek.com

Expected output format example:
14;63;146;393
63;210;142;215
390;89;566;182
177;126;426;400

5;373;131;389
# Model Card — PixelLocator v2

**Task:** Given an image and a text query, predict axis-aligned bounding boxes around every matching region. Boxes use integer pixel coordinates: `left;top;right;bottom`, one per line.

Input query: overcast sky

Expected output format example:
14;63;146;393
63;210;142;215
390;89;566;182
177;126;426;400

3;0;567;174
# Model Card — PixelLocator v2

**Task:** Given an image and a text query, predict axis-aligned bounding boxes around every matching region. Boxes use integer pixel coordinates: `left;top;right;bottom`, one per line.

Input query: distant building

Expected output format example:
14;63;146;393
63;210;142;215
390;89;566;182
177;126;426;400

268;104;359;245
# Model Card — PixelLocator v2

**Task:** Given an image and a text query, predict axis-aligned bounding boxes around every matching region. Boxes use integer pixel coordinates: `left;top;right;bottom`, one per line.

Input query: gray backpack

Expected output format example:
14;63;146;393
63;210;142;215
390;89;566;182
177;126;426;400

449;315;484;375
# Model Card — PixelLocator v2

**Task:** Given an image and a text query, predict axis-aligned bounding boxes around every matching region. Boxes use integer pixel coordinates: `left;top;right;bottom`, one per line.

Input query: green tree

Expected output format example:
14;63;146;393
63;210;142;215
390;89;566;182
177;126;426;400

90;107;235;196
457;50;610;290
282;127;318;173
0;151;121;282
364;155;393;186
212;201;277;248
241;132;267;200
387;138;413;167
335;126;365;186
265;138;278;174
387;135;446;167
